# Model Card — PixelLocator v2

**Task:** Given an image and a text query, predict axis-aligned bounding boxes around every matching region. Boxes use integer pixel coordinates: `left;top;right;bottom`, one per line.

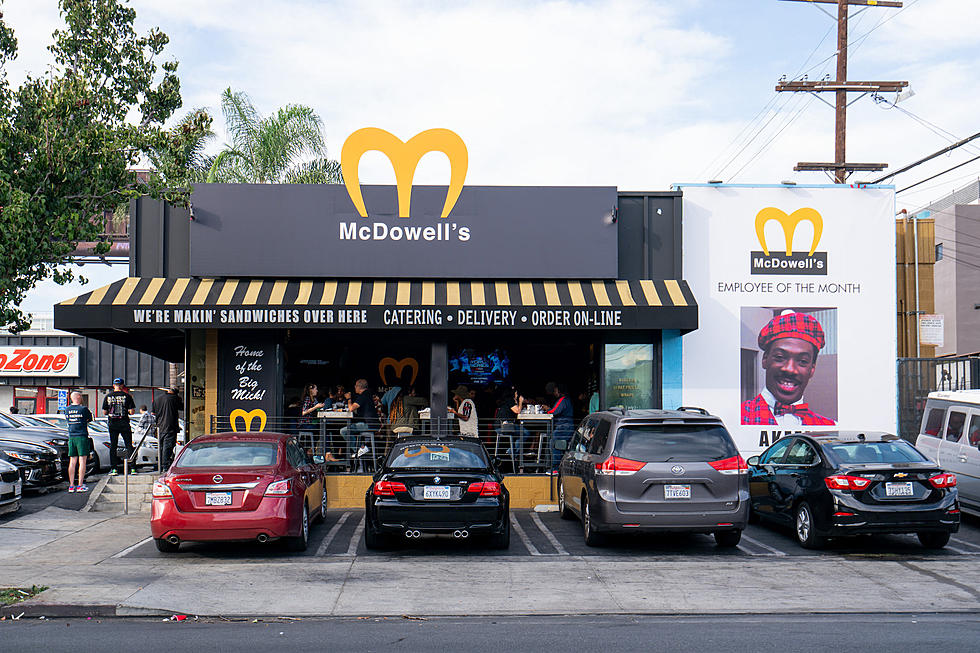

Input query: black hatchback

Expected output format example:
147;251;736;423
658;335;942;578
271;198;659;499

364;437;510;550
748;432;960;549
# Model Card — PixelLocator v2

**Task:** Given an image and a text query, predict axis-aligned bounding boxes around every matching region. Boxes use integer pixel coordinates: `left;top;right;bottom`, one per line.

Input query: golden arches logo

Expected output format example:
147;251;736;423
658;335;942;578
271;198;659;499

229;408;267;432
755;207;823;256
379;357;419;386
341;128;468;219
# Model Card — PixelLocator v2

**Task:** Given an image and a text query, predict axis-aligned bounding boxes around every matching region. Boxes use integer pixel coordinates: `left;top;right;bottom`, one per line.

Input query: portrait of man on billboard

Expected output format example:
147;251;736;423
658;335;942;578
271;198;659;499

740;309;837;426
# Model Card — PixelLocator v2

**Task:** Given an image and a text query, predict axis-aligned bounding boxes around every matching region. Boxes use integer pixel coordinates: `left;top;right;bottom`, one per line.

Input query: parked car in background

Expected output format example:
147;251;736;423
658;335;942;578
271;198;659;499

748;431;959;549
0;438;61;488
0;459;23;515
364;436;510;550
7;413;97;476
915;390;980;514
151;432;326;553
557;408;748;547
93;415;159;470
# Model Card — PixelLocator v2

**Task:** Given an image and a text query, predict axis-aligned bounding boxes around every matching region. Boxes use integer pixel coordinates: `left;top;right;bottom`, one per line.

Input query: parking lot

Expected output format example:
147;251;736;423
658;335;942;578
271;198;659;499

116;508;980;560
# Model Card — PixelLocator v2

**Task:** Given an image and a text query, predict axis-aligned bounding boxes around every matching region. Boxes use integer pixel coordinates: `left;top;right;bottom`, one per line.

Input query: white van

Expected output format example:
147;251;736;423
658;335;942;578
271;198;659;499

915;390;980;513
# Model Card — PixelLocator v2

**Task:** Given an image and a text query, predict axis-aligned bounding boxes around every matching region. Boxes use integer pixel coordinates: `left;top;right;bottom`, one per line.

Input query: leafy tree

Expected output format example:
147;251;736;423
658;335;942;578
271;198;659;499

0;0;211;332
206;87;342;184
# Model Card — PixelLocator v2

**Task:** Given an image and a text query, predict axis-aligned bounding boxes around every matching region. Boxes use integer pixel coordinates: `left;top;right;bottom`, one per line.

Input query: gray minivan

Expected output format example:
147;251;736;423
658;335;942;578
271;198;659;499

556;408;749;547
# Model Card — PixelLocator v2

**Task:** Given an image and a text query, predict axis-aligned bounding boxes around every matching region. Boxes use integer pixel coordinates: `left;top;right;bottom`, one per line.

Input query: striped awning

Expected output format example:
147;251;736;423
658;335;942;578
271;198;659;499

55;278;697;331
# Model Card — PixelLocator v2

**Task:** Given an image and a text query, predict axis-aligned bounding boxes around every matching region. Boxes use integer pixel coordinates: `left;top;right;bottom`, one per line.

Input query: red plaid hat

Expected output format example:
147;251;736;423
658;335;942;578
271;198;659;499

758;312;825;352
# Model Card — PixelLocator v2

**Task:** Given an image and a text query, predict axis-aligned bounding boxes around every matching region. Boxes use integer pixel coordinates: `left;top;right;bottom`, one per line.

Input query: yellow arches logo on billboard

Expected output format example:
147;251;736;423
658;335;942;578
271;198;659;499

378;357;419;386
755;207;823;256
751;207;827;276
341;128;468;219
229;408;267;432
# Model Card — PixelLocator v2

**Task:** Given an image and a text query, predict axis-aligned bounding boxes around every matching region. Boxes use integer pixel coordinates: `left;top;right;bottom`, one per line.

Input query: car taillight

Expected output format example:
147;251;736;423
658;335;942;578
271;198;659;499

467;481;502;496
265;479;292;495
709;455;748;475
595;456;646;475
151;480;172;498
372;480;408;496
928;473;957;489
824;475;872;491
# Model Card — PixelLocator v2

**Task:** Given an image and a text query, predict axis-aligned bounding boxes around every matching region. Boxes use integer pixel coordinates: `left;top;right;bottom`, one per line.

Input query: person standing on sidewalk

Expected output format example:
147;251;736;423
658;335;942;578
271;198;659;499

102;378;136;475
152;387;183;471
65;391;93;493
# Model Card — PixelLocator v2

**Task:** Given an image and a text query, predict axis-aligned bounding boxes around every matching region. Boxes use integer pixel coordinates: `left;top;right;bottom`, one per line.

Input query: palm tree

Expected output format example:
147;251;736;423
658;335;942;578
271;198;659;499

206;88;341;184
148;108;216;184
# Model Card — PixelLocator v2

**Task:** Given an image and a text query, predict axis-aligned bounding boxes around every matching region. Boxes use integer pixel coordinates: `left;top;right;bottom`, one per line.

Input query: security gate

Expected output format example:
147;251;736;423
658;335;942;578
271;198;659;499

898;357;980;441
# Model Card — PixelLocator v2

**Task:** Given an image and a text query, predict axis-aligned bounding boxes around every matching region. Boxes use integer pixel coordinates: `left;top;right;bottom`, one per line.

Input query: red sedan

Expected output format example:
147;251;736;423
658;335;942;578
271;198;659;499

151;432;326;552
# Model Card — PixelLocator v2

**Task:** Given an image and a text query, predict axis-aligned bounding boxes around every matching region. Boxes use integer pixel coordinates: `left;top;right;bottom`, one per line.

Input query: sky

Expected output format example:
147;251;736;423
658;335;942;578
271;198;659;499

7;0;980;316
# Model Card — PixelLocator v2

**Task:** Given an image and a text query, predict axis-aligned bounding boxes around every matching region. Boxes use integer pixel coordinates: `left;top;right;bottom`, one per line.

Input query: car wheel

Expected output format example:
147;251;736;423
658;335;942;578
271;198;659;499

90;452;101;473
364;522;390;551
715;529;742;548
795;501;826;549
558;478;574;520
917;531;950;549
287;503;310;552
154;538;179;553
316;484;327;524
490;514;511;550
582;494;605;547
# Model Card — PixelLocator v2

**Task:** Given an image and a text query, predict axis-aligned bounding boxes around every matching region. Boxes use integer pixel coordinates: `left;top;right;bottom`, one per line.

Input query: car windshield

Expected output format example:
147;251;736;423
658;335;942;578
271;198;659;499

615;424;738;463
387;442;488;470
176;441;278;467
40;417;68;429
0;414;21;428
826;440;928;464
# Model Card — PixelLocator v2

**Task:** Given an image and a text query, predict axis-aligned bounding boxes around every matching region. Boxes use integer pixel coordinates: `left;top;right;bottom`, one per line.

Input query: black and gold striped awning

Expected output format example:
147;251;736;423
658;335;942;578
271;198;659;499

55;278;697;331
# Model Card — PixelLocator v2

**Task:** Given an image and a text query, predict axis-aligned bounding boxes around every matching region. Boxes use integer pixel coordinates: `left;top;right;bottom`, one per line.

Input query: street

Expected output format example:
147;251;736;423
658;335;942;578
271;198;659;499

2;614;979;652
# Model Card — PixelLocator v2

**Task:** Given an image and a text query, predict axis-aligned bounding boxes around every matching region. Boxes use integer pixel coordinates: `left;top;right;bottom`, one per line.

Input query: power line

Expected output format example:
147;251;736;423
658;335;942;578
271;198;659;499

898;154;980;193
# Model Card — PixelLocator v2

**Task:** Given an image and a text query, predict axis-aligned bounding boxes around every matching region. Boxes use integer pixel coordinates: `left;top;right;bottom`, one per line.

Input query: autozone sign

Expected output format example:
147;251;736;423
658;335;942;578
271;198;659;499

0;347;80;377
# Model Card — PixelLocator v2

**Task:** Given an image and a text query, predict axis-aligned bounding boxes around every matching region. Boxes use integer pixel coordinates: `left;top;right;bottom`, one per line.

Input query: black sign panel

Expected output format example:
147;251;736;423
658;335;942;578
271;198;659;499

749;251;828;275
217;333;281;429
188;184;618;279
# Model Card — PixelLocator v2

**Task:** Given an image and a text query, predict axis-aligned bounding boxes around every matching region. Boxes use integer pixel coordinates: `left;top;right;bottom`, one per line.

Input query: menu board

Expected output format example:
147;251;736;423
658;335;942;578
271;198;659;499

218;334;280;431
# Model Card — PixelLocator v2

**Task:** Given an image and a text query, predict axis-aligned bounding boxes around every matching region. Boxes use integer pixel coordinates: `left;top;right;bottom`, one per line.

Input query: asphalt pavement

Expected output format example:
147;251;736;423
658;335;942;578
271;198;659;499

2;614;979;652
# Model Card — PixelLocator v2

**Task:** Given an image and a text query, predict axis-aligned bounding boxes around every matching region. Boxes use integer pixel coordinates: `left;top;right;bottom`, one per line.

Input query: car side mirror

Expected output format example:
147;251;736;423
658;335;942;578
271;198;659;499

746;456;760;467
312;455;325;464
555;439;568;451
492;456;502;469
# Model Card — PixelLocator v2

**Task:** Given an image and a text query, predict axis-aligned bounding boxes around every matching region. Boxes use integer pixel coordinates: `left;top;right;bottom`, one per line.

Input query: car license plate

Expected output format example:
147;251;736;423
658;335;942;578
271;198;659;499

885;481;914;497
423;485;451;500
664;484;691;499
205;491;233;506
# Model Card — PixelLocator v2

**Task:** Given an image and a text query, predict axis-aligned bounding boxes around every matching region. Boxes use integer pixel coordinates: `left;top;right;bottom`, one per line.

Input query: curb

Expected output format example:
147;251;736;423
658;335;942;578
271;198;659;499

0;603;117;618
80;474;112;513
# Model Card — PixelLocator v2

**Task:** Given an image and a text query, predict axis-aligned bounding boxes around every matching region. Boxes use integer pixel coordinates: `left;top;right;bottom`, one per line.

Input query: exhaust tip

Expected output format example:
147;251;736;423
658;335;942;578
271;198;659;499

461;530;469;539
257;533;269;543
167;535;180;545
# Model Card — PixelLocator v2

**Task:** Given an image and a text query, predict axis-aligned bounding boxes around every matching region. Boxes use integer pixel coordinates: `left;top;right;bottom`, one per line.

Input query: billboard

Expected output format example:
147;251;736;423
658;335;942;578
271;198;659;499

0;346;80;378
680;185;896;453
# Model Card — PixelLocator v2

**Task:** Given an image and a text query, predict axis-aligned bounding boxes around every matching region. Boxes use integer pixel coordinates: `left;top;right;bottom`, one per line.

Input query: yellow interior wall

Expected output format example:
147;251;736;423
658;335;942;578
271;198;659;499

324;474;555;510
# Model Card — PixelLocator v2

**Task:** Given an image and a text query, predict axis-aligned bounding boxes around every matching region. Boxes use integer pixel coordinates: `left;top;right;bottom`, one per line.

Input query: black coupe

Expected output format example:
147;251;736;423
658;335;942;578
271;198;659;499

364;437;510;550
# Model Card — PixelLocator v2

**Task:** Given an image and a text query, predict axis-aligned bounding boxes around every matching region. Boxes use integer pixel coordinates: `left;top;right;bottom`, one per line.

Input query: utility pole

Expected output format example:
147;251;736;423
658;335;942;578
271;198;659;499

776;0;908;183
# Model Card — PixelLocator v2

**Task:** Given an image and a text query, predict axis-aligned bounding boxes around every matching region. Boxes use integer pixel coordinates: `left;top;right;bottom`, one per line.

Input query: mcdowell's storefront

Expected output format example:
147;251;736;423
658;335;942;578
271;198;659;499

54;128;699;507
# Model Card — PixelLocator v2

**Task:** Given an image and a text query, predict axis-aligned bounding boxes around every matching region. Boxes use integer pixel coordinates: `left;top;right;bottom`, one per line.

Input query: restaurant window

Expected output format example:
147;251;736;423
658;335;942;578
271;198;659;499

604;344;655;409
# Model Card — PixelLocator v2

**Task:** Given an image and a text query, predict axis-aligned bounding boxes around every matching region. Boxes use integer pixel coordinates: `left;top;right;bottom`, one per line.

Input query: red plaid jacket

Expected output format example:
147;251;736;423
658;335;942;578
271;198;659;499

740;394;835;426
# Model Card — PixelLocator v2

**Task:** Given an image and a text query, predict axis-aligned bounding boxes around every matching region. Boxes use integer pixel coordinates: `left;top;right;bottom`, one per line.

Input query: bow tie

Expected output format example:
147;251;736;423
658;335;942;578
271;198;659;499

774;402;809;417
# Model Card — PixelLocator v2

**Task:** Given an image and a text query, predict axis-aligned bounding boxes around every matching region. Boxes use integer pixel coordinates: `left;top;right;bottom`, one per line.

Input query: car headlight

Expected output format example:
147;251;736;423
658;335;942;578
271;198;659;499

4;451;40;462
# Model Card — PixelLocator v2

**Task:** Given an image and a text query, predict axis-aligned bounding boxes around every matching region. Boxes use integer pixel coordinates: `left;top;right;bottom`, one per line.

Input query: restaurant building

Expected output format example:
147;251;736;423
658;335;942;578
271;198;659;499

53;128;702;505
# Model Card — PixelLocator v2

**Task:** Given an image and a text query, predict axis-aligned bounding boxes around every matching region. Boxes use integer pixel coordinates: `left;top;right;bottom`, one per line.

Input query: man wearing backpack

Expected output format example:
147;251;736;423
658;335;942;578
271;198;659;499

102;378;136;475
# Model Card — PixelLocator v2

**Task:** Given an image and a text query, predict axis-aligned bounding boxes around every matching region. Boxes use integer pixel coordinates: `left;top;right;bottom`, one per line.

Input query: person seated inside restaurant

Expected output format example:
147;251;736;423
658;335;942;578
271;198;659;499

298;383;325;445
495;386;531;460
340;378;379;459
544;381;574;471
449;384;479;439
385;386;427;439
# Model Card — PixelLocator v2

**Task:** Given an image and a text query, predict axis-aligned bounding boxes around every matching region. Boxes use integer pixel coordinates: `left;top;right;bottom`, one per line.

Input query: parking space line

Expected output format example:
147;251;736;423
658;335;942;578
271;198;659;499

316;511;351;557
510;513;541;556
951;537;980;551
346;515;366;556
530;512;569;555
111;536;152;559
735;543;780;557
946;544;980;556
739;533;788;556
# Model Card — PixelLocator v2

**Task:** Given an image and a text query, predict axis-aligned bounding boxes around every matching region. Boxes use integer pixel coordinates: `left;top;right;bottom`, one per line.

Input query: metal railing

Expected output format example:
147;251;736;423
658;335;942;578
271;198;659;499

208;415;568;474
898;356;980;441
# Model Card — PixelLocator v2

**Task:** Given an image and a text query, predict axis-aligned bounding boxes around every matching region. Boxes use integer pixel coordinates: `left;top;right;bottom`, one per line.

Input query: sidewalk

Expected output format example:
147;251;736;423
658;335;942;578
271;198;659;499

2;507;980;617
